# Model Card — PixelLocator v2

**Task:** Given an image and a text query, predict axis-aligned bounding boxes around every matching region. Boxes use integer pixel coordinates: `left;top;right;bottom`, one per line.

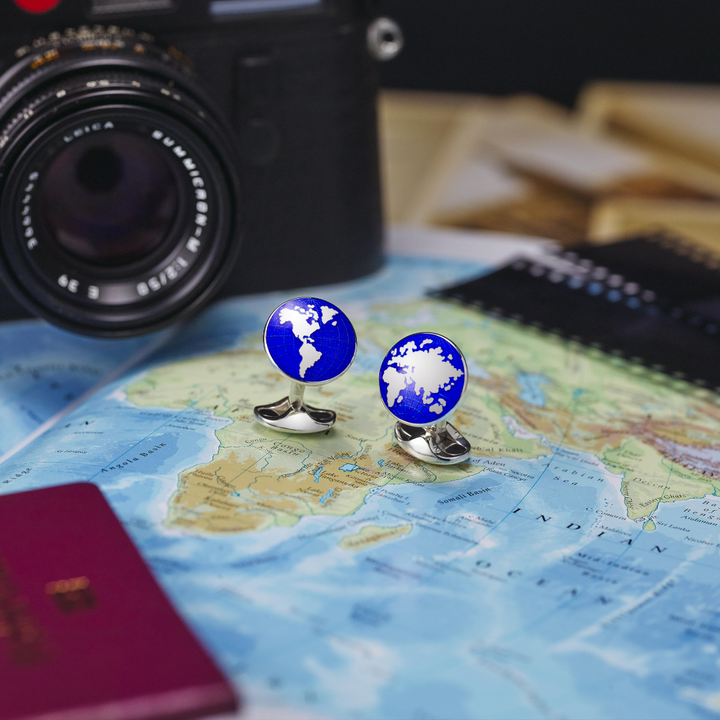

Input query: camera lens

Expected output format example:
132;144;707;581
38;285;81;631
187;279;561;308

0;27;241;336
39;131;179;266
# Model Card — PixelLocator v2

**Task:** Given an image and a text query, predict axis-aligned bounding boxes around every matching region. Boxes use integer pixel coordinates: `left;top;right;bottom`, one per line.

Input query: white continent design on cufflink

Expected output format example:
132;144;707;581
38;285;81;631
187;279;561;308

379;332;471;464
254;297;357;433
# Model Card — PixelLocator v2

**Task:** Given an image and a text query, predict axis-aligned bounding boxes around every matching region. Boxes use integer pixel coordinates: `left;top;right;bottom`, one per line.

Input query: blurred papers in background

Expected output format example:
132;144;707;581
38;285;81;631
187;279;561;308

379;84;720;257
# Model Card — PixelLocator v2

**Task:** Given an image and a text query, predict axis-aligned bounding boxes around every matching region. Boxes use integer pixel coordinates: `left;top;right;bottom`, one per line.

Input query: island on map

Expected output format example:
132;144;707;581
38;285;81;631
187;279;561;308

339;523;412;550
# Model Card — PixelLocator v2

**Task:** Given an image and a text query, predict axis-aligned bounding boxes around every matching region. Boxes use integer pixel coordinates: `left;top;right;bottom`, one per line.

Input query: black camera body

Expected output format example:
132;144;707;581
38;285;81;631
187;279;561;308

0;0;385;336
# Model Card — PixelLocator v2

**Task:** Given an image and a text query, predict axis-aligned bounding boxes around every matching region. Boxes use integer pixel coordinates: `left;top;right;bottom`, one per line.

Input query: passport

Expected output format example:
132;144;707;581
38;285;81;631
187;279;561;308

0;483;238;720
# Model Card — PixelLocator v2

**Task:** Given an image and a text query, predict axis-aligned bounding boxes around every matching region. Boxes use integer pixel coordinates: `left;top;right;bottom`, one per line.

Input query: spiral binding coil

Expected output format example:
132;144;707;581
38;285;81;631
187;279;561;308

432;237;720;395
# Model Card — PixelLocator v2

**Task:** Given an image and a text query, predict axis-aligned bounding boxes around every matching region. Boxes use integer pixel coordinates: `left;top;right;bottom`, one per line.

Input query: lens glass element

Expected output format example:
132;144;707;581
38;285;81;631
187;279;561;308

37;131;179;266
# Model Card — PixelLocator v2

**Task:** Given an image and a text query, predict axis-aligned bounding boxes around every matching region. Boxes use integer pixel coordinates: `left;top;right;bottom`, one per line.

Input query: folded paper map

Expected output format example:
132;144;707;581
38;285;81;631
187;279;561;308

1;228;720;719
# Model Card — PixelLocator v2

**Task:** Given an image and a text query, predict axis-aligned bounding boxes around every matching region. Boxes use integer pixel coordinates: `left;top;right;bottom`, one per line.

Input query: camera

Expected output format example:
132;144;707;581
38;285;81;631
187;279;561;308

0;0;396;336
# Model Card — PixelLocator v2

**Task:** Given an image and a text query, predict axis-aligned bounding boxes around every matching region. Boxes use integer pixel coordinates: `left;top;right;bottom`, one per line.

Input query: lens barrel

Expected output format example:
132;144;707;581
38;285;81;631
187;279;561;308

0;27;241;336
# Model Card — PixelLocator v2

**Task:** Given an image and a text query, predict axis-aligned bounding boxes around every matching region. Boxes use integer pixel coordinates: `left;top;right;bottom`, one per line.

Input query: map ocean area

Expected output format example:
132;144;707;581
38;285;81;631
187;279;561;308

2;252;720;719
0;322;154;458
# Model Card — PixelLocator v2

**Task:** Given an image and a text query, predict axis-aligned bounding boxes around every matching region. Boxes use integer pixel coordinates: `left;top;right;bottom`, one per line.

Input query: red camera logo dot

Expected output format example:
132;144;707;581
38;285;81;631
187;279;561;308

13;0;62;13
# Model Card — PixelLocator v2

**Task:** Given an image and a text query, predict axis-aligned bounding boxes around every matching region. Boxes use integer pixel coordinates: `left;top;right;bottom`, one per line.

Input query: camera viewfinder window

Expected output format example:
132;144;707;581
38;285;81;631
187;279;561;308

210;0;321;16
91;0;173;14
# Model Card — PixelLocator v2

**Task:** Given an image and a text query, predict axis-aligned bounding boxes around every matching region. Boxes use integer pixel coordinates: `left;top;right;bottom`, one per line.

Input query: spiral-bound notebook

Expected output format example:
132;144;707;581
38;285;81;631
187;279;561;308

562;235;720;321
434;235;720;390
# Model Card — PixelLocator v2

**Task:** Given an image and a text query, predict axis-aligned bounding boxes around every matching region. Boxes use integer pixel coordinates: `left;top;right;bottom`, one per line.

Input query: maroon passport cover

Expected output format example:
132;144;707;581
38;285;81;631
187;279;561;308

0;483;238;720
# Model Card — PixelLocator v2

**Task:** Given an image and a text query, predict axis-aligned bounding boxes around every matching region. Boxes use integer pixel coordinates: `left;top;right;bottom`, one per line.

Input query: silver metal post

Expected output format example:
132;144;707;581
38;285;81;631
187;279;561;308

289;382;305;406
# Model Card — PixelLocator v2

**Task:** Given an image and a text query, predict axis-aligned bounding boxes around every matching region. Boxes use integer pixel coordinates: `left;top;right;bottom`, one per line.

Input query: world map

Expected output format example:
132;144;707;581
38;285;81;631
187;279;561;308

1;253;720;719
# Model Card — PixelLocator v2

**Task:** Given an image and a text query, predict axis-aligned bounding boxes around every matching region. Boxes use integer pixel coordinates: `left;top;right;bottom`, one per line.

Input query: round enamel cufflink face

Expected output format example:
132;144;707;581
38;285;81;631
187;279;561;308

379;332;471;464
254;297;357;433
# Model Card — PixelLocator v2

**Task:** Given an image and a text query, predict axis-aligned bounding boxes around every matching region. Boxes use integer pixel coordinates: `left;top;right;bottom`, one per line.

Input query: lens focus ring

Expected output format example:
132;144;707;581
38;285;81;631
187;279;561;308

0;30;241;337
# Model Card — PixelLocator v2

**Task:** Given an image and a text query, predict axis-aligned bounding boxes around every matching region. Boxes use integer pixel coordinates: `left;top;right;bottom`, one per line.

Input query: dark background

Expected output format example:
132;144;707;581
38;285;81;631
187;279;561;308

377;0;720;106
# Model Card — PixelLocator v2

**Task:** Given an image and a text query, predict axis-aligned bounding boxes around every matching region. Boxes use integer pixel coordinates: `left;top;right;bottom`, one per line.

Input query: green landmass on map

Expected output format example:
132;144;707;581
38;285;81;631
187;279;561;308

339;523;413;551
125;299;720;533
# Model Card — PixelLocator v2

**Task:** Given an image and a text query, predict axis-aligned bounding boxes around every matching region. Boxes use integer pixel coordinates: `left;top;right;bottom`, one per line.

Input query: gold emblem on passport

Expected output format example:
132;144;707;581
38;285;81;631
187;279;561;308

45;576;96;613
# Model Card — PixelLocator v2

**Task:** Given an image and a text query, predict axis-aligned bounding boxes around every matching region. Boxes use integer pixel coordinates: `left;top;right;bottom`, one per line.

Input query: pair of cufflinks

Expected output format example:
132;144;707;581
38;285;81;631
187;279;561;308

254;297;471;465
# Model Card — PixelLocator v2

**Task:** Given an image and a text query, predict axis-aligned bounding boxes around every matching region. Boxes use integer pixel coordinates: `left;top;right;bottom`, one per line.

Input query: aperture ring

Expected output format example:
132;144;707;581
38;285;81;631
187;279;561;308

0;69;209;153
1;25;190;119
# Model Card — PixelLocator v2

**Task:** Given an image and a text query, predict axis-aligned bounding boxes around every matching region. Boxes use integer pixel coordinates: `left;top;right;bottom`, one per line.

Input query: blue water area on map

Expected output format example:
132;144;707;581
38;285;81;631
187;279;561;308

319;489;334;505
313;467;323;483
339;463;360;472
0;322;153;456
517;373;549;406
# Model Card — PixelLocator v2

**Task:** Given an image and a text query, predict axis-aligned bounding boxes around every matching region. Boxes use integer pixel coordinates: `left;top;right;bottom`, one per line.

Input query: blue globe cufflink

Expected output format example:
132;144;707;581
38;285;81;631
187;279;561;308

254;297;357;433
379;332;471;465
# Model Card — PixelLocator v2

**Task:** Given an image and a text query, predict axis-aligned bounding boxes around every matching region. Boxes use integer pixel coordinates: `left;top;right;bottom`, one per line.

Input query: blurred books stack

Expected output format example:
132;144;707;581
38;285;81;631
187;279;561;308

379;83;720;258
